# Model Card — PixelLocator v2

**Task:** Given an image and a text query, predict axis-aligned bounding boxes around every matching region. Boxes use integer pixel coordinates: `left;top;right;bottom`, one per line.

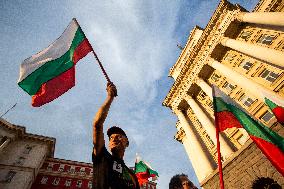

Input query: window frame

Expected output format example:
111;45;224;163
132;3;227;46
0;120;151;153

260;110;274;123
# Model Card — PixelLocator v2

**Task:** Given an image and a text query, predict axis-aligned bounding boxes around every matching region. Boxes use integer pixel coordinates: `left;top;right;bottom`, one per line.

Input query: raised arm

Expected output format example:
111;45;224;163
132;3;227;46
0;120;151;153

93;82;117;156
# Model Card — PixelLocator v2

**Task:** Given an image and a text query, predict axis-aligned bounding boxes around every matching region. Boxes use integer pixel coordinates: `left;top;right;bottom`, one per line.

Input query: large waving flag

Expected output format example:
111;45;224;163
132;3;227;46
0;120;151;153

213;86;284;176
18;18;93;107
134;154;158;186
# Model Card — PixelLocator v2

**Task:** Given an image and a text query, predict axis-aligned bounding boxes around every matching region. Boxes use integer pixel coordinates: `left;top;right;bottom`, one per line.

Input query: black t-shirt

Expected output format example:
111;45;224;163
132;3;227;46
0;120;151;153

92;146;140;189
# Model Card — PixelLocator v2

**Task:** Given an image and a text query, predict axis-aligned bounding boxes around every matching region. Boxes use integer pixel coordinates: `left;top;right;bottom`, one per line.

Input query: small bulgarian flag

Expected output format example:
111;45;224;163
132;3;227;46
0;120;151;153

213;86;284;176
135;154;158;186
261;90;284;124
18;18;93;107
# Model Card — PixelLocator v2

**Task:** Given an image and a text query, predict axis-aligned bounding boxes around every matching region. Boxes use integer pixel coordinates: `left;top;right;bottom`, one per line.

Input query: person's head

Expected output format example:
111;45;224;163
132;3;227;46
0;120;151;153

169;174;197;189
107;126;129;157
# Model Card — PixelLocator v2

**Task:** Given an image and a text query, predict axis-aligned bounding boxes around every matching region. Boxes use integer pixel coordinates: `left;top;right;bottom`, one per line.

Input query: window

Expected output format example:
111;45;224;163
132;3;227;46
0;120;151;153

23;145;33;154
239;95;255;107
239;31;253;41
76;180;82;188
207;100;213;109
3;171;16;183
65;179;72;187
211;73;221;82
58;164;65;172
80;167;85;175
47;163;53;171
40;176;48;184
69;166;76;174
88;181;93;188
239;60;253;71
260;69;280;83
52;178;60;186
260;110;274;123
222;81;236;93
237;134;248;145
199;91;206;100
14;157;25;166
257;34;275;45
224;53;236;62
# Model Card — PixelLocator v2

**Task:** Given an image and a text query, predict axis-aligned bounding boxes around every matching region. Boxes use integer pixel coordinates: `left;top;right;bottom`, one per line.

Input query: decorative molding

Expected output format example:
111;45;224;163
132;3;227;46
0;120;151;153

163;1;240;110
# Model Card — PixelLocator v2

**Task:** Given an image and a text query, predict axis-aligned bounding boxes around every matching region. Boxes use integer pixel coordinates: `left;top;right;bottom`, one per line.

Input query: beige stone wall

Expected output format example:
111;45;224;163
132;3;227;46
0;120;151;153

201;140;284;188
0;139;49;189
0;168;34;189
0;119;54;189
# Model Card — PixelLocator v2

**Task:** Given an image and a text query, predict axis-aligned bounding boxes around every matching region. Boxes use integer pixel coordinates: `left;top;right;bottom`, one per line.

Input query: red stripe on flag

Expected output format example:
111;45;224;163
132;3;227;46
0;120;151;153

31;67;75;107
272;106;284;124
73;38;92;64
250;135;284;176
136;172;150;186
215;111;243;132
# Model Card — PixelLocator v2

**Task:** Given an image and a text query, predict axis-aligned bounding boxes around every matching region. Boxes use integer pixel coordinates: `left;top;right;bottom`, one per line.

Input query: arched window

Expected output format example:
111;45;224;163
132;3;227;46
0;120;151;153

252;177;281;189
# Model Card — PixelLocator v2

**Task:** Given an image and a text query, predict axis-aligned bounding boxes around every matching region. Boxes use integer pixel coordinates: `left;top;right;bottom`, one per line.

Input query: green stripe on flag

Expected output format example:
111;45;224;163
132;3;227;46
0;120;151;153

215;97;284;152
214;97;230;112
18;27;86;95
265;97;277;109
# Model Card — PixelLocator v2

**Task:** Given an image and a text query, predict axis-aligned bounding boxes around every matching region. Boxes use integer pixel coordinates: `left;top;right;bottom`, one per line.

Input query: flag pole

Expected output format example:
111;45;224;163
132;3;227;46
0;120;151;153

212;86;225;189
73;18;111;83
0;103;17;118
216;123;225;189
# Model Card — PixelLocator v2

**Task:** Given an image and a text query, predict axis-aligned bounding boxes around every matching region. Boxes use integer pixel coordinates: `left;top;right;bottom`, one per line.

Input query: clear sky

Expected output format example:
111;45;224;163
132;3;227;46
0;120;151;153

0;0;258;188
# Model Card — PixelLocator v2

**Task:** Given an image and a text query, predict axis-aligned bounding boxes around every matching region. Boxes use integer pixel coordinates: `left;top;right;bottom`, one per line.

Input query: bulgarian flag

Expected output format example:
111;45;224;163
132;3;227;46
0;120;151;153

213;86;284;176
261;90;284;124
135;154;159;186
18;18;93;107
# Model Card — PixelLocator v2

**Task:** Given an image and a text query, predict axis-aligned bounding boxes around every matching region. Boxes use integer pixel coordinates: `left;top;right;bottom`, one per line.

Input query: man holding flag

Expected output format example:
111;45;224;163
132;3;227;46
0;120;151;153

92;82;139;189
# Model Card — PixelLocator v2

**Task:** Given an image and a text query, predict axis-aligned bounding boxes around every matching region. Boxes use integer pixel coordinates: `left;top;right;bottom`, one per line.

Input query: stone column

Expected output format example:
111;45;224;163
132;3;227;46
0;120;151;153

196;78;213;99
221;37;284;69
208;59;284;102
174;109;214;181
183;95;234;158
237;12;284;27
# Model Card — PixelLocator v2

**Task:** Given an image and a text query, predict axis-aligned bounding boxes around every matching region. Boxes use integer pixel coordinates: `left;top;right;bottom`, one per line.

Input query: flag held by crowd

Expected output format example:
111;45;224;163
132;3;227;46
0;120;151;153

18;18;93;107
213;86;284;176
134;154;158;186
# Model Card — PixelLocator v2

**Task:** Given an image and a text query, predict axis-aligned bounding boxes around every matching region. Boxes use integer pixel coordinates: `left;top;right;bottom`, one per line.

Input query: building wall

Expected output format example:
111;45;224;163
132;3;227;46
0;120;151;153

0;119;55;189
202;140;284;189
163;0;284;188
31;158;93;189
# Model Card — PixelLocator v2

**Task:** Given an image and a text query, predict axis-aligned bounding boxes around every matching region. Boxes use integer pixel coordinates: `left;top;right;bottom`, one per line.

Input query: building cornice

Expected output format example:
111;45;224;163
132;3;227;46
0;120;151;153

163;0;239;110
0;118;56;158
169;25;204;77
46;157;92;167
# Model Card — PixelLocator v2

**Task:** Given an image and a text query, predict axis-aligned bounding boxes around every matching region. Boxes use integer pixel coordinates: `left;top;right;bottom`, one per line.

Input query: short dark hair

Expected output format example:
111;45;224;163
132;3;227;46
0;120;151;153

169;174;196;189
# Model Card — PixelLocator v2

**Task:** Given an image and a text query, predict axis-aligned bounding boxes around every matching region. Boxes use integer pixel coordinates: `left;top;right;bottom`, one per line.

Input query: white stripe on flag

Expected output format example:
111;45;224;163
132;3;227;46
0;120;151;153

18;19;79;83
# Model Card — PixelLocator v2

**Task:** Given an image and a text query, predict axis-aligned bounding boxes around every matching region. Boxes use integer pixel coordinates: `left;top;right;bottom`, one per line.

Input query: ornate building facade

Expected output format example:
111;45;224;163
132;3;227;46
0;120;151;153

163;0;284;188
0;118;156;189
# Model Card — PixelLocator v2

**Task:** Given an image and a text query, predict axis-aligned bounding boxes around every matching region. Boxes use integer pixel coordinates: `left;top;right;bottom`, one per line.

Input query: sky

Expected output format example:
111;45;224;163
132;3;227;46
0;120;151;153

0;0;258;188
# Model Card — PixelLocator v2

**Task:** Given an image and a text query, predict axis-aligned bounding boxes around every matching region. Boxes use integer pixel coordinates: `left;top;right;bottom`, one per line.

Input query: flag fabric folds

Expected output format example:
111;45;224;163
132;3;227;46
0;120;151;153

213;86;284;176
134;155;158;186
18;18;93;107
